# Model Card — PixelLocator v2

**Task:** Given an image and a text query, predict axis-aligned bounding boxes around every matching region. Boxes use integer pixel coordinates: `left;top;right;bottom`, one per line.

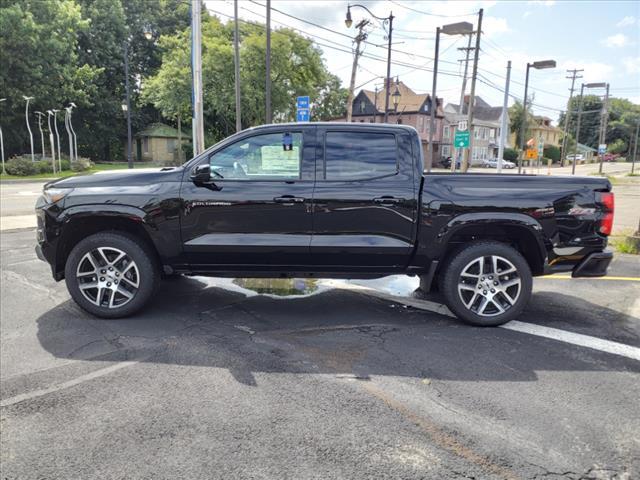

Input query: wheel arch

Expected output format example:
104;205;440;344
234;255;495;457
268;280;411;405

55;207;162;279
435;213;548;276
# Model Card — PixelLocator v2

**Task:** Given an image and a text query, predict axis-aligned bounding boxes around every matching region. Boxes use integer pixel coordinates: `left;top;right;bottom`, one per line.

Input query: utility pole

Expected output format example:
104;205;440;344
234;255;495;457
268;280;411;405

426;26;440;173
124;40;133;168
572;83;585;176
233;0;242;132
461;8;483;172
191;0;205;153
452;34;473;172
346;19;369;122
497;60;511;173
265;0;272;124
598;83;610;174
631;121;639;175
35;111;46;159
560;68;583;166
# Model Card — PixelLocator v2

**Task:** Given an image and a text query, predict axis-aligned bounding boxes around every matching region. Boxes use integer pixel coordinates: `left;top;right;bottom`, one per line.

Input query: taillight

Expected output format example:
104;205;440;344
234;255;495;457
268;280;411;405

598;192;614;236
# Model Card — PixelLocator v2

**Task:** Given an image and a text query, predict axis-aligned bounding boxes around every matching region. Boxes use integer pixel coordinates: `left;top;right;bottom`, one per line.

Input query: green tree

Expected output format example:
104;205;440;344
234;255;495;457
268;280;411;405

509;99;534;150
543;144;561;163
608;138;627;154
558;95;602;149
0;0;100;156
312;74;348;121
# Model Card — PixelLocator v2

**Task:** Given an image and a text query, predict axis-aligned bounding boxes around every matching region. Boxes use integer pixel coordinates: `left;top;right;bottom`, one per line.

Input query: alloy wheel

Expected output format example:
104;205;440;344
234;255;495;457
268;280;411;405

457;255;522;317
76;247;140;309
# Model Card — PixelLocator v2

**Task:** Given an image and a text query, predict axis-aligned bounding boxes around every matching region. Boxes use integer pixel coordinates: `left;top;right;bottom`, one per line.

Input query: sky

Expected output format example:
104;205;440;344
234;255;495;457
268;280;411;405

206;0;640;124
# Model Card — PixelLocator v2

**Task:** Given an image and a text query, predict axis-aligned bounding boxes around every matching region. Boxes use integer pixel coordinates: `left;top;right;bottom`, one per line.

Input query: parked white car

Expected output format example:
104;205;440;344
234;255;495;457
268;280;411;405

482;159;516;169
565;154;584;163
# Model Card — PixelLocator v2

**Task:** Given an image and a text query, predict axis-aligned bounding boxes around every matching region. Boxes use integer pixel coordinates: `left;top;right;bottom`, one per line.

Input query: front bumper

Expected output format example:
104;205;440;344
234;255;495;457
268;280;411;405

571;250;613;278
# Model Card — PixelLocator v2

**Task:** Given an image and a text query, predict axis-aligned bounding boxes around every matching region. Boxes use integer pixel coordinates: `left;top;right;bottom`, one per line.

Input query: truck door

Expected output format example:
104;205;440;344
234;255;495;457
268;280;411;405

180;127;316;271
310;128;418;270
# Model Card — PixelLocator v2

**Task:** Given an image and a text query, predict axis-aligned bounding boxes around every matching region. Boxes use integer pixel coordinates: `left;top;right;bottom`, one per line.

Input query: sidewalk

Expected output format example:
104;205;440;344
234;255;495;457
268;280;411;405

0;215;36;231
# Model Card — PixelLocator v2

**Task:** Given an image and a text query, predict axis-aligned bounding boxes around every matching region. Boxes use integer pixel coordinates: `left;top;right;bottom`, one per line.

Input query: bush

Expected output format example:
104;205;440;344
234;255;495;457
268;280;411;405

503;148;519;161
5;156;37;176
71;157;93;172
35;160;56;174
543;145;561;163
60;159;71;171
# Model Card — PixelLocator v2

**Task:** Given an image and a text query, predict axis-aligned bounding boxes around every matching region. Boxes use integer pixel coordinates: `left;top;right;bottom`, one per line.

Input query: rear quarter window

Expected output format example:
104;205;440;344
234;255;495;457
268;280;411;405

324;131;398;180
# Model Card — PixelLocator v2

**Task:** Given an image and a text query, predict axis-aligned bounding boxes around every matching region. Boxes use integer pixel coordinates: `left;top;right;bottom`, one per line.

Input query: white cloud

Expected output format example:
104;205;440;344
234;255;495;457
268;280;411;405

482;16;511;37
616;16;636;27
527;0;555;6
602;33;630;48
522;11;532;19
623;56;640;74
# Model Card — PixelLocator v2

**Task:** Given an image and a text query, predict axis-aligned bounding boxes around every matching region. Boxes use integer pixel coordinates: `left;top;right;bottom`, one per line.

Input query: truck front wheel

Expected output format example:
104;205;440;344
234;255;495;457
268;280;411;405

441;241;532;326
64;232;159;319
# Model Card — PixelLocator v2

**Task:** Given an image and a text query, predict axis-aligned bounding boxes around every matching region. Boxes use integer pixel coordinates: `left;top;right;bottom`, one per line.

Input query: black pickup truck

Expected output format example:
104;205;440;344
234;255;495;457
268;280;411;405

35;123;614;326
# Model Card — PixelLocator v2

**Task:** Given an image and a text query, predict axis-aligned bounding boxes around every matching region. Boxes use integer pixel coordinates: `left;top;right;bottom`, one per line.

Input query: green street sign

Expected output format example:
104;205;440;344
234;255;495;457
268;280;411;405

454;130;470;148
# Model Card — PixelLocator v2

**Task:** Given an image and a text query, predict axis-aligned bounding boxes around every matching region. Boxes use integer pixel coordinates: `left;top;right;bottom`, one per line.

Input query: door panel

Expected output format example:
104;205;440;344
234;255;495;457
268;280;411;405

180;129;315;270
311;130;417;269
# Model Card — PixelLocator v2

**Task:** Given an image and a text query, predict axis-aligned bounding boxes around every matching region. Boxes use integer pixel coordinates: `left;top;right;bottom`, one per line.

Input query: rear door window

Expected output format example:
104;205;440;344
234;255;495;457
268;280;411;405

324;131;397;180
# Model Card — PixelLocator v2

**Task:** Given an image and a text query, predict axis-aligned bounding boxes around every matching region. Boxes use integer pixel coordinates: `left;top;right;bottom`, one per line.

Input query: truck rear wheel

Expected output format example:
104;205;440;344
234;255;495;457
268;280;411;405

441;241;532;326
64;232;159;319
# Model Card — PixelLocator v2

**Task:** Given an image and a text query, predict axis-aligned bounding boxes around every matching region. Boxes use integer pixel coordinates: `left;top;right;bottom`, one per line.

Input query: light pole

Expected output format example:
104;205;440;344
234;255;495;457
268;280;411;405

35;111;46;159
64;107;73;162
571;82;606;175
68;102;78;162
345;4;394;123
23;96;35;162
52;109;62;170
46;111;57;174
427;21;473;172
0;98;6;174
517;60;556;174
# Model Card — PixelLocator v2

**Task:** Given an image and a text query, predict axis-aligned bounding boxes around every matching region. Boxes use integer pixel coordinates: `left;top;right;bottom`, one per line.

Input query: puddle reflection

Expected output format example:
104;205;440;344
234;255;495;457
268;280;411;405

193;275;421;300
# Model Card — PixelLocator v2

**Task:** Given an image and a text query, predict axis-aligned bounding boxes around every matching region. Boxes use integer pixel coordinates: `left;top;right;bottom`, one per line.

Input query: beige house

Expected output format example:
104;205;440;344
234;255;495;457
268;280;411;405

135;123;190;163
509;115;562;149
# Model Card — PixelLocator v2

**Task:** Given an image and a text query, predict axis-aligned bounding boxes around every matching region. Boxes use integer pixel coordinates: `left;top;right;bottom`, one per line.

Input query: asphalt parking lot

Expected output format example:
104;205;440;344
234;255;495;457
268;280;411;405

1;228;639;479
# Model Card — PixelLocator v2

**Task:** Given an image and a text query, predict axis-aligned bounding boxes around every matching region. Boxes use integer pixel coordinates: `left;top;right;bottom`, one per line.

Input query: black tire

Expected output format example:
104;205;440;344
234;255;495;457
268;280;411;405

64;232;159;319
441;241;532;326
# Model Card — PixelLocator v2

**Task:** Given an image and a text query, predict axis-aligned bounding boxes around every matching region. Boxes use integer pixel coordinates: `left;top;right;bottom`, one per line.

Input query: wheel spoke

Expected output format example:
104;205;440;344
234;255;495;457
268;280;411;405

492;256;500;276
465;292;479;309
500;290;517;306
116;285;133;299
107;289;116;308
489;298;505;314
97;248;111;266
79;282;98;290
110;251;126;267
121;274;139;288
476;296;490;314
77;270;96;277
502;278;521;289
458;283;476;292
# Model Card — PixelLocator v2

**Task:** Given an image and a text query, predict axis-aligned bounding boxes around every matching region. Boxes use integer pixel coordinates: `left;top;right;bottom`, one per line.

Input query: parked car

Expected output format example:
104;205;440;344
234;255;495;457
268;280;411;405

481;159;516;169
35;123;614;326
565;154;584;163
440;156;461;170
601;153;619;162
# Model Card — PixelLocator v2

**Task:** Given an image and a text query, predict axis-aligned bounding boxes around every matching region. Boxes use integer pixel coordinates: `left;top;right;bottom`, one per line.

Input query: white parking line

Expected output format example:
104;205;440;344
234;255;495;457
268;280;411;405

0;359;142;408
330;282;640;363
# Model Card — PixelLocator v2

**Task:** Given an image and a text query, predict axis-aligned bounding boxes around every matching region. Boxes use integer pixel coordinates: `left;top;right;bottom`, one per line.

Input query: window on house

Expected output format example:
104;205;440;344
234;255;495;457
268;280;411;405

208;132;302;180
324;131;397;180
474;128;480;139
417;116;423;131
443;125;450;139
143;137;149;154
442;145;450;157
359;100;366;113
166;138;176;154
397;119;403;124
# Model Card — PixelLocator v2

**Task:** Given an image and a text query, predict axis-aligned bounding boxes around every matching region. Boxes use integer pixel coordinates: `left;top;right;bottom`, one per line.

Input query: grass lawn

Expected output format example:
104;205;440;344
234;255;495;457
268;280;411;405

0;162;156;181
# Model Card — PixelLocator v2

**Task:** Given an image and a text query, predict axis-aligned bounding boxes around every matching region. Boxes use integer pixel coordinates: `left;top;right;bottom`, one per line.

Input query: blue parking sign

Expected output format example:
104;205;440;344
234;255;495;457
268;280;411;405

296;108;310;122
297;96;310;109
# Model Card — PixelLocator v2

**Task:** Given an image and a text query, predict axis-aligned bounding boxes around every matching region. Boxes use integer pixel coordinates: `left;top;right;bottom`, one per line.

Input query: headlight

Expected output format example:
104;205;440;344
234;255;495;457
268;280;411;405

43;187;73;204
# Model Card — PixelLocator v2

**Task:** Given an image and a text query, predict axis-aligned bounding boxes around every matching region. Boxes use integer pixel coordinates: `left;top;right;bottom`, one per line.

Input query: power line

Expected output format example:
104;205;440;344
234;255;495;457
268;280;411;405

389;0;479;18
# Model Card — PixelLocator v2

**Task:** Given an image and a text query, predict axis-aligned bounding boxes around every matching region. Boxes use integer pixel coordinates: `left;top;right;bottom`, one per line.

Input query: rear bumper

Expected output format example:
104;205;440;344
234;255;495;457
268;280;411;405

571;250;613;278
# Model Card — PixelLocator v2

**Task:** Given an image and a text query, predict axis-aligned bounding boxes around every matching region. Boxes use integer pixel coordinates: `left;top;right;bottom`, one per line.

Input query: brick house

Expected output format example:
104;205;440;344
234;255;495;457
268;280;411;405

335;80;445;159
442;96;509;166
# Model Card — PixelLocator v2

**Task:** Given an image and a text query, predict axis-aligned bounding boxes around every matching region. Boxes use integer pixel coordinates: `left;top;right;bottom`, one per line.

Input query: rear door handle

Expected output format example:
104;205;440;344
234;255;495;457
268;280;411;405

274;195;305;204
373;196;403;204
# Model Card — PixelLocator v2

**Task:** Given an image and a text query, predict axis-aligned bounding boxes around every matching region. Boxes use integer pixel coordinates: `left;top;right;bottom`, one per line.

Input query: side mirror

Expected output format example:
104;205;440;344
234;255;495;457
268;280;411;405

190;164;211;185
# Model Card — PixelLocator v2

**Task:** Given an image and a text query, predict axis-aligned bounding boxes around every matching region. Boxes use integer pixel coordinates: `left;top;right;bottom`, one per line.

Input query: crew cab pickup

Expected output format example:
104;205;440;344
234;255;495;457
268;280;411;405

35;123;614;326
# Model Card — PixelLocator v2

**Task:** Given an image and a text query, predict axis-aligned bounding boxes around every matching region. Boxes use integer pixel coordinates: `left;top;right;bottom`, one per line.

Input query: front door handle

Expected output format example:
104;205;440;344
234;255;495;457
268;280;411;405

274;195;305;204
373;196;403;205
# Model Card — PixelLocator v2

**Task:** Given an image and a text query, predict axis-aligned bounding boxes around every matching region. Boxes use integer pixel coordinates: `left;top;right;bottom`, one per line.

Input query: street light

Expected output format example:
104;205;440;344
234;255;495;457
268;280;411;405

51;109;62;171
392;85;401;111
0;98;6;174
46;110;57;174
427;21;474;172
35;111;46;159
345;4;394;123
572;82;607;175
23;96;35;162
518;59;556;174
68;103;78;163
64;107;73;163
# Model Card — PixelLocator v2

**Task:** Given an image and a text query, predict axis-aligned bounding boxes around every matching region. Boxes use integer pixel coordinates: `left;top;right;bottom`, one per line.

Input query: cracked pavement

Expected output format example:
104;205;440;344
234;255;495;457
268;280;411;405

1;229;639;479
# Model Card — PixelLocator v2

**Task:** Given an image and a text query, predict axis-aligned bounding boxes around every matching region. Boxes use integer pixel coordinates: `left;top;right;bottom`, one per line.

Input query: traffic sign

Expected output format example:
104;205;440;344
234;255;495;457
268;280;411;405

296;96;310;109
526;148;538;160
296;108;310;122
454;130;470;148
458;120;468;131
598;144;607;155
